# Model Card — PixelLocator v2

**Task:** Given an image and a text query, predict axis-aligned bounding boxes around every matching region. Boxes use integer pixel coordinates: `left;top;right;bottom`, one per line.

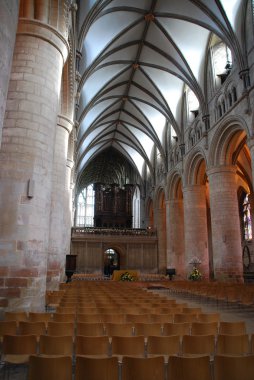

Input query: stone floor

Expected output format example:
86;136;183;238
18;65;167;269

1;287;254;379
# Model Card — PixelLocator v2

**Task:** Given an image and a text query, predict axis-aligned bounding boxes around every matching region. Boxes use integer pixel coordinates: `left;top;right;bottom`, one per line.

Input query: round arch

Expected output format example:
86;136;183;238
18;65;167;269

208;116;250;167
184;148;208;186
154;186;166;210
145;197;154;228
103;245;123;276
167;170;183;200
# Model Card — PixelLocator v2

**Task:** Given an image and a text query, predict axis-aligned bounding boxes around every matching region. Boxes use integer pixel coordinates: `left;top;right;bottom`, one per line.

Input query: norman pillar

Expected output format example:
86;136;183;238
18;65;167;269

47;116;73;290
166;199;185;279
207;165;243;282
183;185;209;279
0;1;20;145
0;8;68;310
154;207;167;273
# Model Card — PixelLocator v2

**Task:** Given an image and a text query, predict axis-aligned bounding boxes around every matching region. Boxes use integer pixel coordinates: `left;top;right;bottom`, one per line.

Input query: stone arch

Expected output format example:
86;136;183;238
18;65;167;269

153;186;167;273
184;148;208;186
208;116;251;168
103;244;124;273
154;186;166;209
166;170;185;279
145;197;154;228
167;170;184;200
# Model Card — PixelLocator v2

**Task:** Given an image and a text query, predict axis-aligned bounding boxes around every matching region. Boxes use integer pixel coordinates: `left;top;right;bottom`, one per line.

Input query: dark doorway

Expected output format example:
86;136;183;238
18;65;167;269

104;248;120;277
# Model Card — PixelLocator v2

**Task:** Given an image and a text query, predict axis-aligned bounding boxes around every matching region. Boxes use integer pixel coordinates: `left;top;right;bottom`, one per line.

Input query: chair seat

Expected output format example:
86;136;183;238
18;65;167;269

3;354;31;364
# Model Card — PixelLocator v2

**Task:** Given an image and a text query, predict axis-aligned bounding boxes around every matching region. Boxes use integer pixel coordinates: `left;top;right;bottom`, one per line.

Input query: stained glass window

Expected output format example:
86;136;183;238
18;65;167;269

243;194;252;241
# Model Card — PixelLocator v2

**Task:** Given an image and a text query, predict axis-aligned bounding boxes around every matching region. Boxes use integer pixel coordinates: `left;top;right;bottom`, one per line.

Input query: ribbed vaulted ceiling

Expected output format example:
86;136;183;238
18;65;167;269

75;0;244;191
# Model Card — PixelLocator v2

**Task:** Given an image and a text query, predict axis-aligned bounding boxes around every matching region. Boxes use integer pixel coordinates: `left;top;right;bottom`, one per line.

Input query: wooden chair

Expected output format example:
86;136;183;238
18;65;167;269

2;334;37;363
174;313;198;323
150;314;174;323
104;323;134;337
250;334;254;353
18;321;46;340
197;313;220;323
47;321;74;336
75;355;118;380
191;322;218;335
214;354;254;380
134;323;162;337
56;306;77;314
2;334;37;378
125;314;151;323
168;355;212;380
122;356;165;380
111;336;145;358
216;334;250;355
77;314;102;323
75;335;110;357
28;354;72;380
147;335;181;358
163;322;190;336
45;294;62;311
182;307;203;314
101;314;125;323
4;311;28;323
39;335;73;355
76;322;105;336
0;321;17;342
28;312;52;326
52;313;76;323
219;321;246;335
76;307;99;314
182;334;216;356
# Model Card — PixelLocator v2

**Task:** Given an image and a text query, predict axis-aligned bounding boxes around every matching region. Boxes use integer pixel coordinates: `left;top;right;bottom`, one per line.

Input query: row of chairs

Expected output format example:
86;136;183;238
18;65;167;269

165;281;254;309
4;310;223;324
0;320;247;339
27;353;254;380
2;333;254;359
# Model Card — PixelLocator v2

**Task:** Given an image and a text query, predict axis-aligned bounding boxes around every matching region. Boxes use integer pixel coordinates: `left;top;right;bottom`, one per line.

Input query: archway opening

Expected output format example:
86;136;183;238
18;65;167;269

103;248;120;277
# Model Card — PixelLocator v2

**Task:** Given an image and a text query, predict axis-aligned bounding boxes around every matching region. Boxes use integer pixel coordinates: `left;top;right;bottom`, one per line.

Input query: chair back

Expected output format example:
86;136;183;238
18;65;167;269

28;355;72;380
168;355;212;380
75;355;118;380
122;356;165;380
39;335;73;355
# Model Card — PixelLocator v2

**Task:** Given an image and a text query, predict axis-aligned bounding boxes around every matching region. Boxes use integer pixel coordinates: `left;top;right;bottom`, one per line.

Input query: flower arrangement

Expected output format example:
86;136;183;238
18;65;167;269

120;271;134;281
188;267;202;281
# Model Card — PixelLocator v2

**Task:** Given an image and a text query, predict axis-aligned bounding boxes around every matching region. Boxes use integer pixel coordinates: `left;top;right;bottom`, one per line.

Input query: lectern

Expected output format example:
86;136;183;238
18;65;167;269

65;254;77;282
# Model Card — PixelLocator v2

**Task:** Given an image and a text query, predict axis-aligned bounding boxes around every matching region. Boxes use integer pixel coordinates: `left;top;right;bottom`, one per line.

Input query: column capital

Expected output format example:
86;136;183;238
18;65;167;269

206;164;237;177
57;115;74;134
66;159;74;169
182;184;206;193
17;19;69;64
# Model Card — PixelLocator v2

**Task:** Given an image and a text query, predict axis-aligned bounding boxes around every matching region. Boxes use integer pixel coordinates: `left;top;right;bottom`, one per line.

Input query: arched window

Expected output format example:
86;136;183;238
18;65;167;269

211;39;232;86
243;194;252;241
232;86;237;102
185;87;199;123
76;184;95;226
228;92;232;107
132;186;140;228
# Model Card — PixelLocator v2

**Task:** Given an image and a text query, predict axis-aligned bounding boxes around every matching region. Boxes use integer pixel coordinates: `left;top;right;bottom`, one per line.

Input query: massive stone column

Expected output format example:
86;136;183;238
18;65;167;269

207;165;243;282
0;6;69;310
47;116;73;290
166;199;185;279
183;185;209;280
154;207;167;273
0;1;20;145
